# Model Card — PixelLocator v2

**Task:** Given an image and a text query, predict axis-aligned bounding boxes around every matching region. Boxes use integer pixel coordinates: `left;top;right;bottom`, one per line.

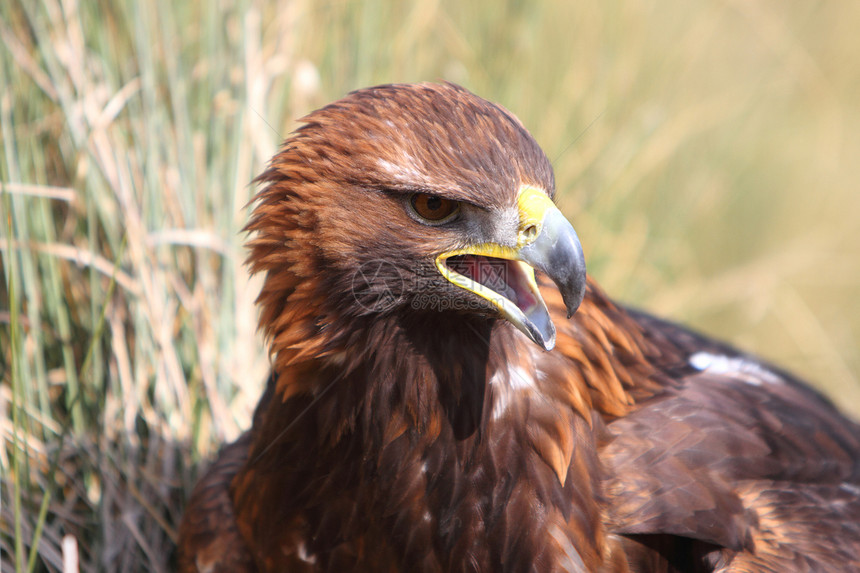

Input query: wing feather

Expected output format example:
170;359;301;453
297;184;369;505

600;309;860;569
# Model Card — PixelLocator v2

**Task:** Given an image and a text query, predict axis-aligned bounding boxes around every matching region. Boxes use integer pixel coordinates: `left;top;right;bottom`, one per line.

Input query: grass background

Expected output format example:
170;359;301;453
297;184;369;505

1;0;858;570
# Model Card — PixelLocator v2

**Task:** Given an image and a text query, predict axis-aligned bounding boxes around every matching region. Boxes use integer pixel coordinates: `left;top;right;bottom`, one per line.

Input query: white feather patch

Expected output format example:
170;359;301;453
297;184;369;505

689;351;783;386
490;364;537;420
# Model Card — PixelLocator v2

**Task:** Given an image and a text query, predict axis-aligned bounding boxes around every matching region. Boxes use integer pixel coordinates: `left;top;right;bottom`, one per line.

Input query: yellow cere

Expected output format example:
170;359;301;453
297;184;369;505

515;185;555;248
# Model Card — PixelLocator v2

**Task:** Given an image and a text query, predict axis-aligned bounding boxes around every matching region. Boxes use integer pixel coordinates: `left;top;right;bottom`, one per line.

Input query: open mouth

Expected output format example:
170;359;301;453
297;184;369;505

444;254;540;315
436;249;555;349
427;185;585;352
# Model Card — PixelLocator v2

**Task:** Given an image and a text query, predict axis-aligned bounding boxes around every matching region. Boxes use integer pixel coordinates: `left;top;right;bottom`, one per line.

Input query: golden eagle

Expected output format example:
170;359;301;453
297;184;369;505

177;83;860;572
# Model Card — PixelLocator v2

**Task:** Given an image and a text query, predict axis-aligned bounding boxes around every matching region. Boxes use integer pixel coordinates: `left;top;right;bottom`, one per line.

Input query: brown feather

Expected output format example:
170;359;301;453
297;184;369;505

178;83;860;572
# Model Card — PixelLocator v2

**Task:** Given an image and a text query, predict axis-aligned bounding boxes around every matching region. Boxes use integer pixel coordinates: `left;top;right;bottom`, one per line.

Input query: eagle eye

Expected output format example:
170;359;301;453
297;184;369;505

409;193;460;225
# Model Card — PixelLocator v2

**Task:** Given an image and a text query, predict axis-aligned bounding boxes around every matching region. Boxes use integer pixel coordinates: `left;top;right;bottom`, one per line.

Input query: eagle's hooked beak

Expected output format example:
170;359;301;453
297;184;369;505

436;186;587;351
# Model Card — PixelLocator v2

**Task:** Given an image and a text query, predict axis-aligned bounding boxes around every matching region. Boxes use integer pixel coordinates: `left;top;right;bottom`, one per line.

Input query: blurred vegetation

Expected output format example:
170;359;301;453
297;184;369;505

1;0;858;570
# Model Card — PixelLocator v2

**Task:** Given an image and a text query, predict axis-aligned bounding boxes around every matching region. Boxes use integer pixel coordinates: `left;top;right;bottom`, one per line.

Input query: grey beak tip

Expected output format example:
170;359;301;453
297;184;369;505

564;286;585;319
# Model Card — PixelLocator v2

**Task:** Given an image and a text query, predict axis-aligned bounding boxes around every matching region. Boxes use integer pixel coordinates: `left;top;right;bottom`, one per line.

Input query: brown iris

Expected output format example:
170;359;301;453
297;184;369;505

410;193;460;223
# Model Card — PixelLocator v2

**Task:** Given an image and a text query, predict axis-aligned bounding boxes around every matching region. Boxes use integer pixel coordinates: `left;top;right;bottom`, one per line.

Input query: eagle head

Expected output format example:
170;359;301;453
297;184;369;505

246;83;586;363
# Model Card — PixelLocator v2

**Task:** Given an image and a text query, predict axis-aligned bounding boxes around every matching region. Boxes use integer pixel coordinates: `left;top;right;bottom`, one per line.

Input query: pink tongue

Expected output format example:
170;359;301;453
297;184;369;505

454;255;501;286
450;255;537;312
455;254;484;280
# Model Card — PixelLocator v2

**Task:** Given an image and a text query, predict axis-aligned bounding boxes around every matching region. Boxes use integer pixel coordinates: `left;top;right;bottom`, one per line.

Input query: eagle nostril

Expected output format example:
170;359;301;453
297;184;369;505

522;224;538;242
